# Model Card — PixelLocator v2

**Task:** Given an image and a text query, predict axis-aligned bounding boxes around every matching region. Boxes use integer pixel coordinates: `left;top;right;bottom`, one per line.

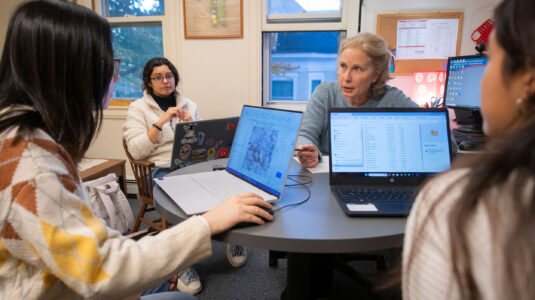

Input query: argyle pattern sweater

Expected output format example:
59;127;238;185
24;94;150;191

0;126;211;299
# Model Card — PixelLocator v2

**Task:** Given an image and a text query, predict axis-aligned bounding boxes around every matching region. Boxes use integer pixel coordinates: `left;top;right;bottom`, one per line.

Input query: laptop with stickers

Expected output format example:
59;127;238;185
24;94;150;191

156;105;303;215
329;108;453;217
170;117;239;170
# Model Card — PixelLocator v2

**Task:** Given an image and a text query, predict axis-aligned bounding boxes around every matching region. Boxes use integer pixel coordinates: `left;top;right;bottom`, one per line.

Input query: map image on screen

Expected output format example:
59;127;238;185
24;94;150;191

242;126;278;176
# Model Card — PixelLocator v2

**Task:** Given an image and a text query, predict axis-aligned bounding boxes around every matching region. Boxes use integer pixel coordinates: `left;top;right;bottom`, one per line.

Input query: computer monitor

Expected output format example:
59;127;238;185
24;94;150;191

444;55;488;133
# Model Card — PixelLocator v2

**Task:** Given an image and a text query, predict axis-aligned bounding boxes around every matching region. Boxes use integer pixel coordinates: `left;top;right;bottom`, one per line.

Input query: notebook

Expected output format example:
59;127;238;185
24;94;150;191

170;117;239;170
329;108;452;217
156;105;304;215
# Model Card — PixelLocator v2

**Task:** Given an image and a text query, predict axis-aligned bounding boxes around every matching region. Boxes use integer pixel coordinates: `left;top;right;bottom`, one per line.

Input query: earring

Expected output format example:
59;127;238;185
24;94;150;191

516;97;526;114
371;82;376;91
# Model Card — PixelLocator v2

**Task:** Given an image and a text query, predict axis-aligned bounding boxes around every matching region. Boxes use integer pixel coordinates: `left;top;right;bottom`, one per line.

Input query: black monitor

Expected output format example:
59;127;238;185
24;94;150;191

444;55;488;133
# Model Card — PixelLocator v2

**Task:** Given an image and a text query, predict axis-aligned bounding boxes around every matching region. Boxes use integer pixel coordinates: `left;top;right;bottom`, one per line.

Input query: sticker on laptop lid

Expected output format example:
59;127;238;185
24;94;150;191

347;203;378;212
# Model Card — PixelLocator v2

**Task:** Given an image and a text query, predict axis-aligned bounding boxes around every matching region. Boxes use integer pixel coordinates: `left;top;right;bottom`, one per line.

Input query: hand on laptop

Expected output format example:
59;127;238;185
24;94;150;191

296;144;319;167
201;193;273;235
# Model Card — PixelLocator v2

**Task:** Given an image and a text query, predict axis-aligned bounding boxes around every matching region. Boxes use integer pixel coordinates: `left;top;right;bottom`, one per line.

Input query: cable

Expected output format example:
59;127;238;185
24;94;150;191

272;174;312;212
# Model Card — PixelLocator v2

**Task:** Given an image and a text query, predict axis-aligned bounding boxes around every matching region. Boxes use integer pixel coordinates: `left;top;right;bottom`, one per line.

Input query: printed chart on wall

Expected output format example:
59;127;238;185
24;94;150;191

396;19;458;60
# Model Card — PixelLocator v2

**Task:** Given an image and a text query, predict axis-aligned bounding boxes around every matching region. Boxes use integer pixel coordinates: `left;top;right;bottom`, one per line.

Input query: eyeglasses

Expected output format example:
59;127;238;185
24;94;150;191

150;73;174;83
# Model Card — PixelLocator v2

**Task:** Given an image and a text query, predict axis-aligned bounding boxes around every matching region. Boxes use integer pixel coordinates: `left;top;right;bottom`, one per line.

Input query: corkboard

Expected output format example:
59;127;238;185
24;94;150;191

377;12;463;75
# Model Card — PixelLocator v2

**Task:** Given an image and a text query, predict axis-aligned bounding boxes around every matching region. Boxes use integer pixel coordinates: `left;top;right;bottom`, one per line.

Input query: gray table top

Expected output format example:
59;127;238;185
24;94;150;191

154;158;406;254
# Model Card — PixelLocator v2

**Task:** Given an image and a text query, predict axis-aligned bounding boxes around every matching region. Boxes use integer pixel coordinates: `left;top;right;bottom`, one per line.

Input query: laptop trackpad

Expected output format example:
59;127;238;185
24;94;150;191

347;203;378;212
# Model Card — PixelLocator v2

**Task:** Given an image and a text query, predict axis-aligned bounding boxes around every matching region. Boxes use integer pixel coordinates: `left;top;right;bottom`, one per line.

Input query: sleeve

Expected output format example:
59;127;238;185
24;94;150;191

9;172;212;299
123;104;158;160
402;172;463;300
296;82;330;160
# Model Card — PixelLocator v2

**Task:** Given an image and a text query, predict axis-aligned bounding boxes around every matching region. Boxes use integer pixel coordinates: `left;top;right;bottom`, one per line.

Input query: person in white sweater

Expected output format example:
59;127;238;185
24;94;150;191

402;0;535;299
123;57;248;294
0;1;273;299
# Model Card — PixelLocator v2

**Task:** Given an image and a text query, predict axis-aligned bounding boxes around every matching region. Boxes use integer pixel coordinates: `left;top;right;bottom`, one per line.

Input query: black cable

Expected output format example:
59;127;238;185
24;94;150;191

272;174;312;212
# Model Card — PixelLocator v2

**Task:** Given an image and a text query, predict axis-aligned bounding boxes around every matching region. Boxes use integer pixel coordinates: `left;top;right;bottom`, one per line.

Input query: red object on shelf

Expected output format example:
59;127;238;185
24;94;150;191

471;19;495;46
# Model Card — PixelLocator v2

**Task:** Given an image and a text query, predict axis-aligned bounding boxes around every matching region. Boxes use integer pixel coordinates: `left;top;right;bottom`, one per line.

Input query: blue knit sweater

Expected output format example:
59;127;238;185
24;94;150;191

296;80;418;159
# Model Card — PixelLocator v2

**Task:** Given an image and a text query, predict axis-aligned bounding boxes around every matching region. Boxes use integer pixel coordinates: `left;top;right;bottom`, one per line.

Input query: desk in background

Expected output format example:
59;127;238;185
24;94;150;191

154;158;406;299
79;159;127;194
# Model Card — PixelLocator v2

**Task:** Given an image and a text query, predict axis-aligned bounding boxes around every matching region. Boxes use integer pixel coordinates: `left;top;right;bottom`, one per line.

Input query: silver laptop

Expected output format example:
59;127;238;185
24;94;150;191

329;108;453;217
156;105;304;215
170;117;239;170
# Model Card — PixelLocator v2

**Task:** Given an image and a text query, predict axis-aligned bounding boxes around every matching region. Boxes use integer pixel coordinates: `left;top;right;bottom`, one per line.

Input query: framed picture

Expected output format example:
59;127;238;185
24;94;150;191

183;0;243;39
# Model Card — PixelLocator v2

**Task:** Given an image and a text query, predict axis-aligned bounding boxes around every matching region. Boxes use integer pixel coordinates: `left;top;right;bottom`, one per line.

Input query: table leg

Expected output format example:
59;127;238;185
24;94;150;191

283;253;333;300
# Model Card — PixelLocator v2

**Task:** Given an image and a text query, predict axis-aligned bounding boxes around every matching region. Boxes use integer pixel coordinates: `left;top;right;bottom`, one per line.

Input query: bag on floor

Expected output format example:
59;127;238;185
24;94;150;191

84;173;134;234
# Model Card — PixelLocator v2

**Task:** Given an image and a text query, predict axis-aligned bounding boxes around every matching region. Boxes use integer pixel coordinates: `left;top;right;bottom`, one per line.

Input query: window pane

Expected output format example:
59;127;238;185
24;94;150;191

101;0;165;17
112;24;163;99
272;80;294;100
267;0;341;15
265;31;340;101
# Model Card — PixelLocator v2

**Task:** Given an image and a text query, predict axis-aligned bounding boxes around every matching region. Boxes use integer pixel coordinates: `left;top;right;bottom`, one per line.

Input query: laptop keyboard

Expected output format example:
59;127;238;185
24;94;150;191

189;171;258;200
334;186;415;204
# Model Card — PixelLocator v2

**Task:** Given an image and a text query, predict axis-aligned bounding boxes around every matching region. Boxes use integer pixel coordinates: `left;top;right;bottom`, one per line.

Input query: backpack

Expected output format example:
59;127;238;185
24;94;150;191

84;173;135;234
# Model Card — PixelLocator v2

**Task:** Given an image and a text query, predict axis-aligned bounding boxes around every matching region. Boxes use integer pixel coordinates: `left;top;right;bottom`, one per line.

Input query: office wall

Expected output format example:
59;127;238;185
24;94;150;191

0;0;25;57
361;0;501;56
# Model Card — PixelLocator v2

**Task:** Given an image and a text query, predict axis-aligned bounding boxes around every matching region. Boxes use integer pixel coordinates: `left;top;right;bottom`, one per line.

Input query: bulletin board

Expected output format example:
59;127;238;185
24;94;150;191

377;12;463;75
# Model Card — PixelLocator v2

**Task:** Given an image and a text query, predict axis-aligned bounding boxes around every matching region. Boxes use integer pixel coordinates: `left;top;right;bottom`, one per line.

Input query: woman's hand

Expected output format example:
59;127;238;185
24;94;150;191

159;107;181;125
296;144;319;167
201;193;273;235
178;109;192;122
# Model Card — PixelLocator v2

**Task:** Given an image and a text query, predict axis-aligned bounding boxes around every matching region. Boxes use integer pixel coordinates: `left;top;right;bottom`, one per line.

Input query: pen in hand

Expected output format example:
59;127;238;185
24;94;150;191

294;148;314;152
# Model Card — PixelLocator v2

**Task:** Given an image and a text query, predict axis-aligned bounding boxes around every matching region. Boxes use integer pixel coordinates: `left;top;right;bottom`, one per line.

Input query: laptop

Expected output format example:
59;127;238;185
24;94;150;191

170;117;239;170
329;108;453;217
156;105;304;215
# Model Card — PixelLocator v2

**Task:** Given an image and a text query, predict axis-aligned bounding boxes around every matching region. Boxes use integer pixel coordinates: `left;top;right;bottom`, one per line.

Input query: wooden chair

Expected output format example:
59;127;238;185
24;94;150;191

122;139;168;232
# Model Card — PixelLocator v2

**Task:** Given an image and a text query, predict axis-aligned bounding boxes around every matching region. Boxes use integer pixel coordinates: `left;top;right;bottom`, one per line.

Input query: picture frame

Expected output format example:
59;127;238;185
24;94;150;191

183;0;243;39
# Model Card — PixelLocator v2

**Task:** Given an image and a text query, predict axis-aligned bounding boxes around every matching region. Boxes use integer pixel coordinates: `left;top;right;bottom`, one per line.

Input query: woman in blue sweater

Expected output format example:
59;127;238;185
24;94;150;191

296;32;417;167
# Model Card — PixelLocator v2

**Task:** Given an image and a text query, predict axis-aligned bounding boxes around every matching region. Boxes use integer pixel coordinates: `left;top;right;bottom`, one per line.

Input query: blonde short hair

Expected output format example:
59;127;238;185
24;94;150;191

340;32;392;98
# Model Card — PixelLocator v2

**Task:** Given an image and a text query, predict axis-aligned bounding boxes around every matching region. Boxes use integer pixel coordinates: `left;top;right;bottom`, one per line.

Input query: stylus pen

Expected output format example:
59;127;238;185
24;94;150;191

294;148;314;152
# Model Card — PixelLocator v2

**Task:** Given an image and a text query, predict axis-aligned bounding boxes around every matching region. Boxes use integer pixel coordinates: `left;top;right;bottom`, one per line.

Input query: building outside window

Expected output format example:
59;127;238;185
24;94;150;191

262;0;349;105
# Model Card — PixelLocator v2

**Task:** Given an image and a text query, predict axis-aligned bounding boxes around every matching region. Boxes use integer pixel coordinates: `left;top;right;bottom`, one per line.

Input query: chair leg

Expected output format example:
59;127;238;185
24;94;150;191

133;202;148;232
161;217;168;230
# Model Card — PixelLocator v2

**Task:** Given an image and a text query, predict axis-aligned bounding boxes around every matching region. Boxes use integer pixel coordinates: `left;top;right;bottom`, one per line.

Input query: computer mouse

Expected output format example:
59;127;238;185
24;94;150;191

258;205;275;222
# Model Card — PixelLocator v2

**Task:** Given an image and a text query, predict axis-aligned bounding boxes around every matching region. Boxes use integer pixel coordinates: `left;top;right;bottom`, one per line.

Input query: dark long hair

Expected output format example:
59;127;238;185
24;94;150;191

405;0;535;299
142;57;179;94
0;0;114;162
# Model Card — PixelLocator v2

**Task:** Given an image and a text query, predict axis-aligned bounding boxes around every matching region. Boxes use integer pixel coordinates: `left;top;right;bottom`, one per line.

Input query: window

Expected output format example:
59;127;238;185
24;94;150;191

263;31;340;101
97;0;167;100
262;0;349;105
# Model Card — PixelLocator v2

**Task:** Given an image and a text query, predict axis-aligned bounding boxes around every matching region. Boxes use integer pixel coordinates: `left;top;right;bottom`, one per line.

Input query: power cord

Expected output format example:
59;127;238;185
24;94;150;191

272;174;312;212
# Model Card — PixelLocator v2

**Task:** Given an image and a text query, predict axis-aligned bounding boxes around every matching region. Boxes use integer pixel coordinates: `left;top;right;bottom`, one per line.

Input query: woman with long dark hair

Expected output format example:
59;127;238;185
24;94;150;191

402;0;535;299
0;1;272;299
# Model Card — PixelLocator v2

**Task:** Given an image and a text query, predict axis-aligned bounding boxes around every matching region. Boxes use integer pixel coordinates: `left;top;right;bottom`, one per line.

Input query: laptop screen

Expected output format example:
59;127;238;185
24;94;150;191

330;108;452;183
226;106;303;197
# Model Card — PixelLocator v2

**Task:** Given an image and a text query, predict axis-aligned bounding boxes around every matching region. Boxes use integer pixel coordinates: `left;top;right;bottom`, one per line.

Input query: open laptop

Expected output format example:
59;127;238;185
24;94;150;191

156;105;303;215
329;108;452;217
170;117;239;170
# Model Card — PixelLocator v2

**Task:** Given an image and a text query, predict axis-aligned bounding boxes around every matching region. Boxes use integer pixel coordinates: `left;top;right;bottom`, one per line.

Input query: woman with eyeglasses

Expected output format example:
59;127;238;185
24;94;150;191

123;58;248;295
0;1;272;299
123;57;200;176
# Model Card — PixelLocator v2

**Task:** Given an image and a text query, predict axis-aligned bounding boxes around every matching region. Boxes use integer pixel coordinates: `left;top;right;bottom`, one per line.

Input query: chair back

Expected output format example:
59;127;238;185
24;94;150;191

122;139;155;205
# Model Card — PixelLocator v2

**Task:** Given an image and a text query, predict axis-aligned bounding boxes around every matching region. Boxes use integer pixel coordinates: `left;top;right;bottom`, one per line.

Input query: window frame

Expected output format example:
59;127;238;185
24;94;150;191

261;0;356;107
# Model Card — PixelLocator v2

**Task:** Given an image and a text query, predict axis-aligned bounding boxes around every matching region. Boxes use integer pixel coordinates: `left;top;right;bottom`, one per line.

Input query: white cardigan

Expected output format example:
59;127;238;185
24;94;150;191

123;90;201;167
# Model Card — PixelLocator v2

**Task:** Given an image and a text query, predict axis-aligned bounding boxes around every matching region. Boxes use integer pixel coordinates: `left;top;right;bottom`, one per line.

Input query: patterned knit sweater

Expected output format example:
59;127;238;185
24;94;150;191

0;126;212;299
